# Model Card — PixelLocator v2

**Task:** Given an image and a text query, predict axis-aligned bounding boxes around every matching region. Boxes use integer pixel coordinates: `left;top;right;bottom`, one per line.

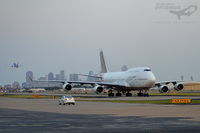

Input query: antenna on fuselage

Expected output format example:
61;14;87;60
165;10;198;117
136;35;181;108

100;50;108;74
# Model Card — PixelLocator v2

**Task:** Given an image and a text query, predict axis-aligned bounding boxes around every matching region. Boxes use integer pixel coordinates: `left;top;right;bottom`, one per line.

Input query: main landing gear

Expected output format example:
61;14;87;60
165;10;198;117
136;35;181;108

108;90;115;97
107;90;149;97
116;91;122;97
125;91;132;97
137;90;149;97
108;90;122;97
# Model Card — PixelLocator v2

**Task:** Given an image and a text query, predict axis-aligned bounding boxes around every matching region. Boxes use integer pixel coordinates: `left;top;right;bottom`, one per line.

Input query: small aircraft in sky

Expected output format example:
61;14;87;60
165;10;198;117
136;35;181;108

11;62;20;68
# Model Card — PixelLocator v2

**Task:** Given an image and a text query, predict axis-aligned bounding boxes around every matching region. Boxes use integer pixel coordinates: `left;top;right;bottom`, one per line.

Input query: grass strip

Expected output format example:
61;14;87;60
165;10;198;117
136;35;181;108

0;94;59;99
77;99;200;104
1;94;200;104
149;93;200;96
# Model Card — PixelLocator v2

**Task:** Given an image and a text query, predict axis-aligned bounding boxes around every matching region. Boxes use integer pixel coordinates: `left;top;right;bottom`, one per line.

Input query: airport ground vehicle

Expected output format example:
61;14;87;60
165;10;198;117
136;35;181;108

58;96;75;105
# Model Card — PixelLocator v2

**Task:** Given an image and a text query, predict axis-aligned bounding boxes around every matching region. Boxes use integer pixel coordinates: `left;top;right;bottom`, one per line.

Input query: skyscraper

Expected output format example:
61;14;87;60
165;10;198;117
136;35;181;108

69;74;78;81
55;74;60;80
12;82;21;89
26;71;33;82
60;70;65;80
48;72;54;80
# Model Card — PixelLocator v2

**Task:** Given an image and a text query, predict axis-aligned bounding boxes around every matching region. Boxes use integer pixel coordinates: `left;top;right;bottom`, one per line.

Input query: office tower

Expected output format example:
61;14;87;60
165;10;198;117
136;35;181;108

69;74;78;81
60;70;65;80
26;71;33;82
48;72;54;80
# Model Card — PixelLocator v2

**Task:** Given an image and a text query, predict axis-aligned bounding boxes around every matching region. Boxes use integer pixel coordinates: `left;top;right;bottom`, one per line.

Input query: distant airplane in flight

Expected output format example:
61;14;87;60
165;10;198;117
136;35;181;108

11;62;20;68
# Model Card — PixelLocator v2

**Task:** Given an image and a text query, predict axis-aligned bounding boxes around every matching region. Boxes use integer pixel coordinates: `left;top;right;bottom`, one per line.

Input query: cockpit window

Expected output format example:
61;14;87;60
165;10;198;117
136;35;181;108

144;69;151;71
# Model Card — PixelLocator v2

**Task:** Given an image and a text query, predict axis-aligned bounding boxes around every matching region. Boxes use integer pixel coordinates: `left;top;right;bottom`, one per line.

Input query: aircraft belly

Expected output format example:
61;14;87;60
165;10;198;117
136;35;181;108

127;80;154;88
123;87;150;91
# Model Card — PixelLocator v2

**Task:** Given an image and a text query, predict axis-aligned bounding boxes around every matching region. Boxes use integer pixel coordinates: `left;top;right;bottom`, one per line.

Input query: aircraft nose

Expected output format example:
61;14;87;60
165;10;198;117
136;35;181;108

149;78;156;86
147;73;156;87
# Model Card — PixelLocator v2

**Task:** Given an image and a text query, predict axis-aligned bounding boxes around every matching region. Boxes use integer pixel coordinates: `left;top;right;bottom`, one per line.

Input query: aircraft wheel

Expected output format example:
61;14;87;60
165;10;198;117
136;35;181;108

116;93;122;97
108;93;114;97
137;93;144;96
126;93;132;97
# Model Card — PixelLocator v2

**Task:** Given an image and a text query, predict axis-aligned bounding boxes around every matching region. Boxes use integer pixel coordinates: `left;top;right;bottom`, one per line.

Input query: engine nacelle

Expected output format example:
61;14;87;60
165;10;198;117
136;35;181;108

63;83;72;91
174;83;184;91
159;85;169;93
94;85;104;94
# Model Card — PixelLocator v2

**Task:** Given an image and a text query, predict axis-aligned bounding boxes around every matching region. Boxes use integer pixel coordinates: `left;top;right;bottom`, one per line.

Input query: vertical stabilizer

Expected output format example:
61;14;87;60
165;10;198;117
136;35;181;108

100;50;108;73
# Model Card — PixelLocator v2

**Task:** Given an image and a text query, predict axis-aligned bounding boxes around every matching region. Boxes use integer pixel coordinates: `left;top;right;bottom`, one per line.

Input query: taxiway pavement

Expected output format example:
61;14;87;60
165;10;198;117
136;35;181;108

0;97;200;133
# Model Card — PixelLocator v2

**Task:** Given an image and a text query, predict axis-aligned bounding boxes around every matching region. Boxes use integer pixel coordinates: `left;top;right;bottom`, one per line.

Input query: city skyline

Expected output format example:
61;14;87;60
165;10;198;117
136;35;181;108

22;70;66;89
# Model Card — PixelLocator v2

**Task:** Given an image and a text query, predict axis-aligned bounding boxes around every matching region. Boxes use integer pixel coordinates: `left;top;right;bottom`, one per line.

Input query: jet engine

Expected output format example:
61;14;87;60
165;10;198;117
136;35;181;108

63;83;72;91
174;83;184;91
159;85;169;93
94;85;104;94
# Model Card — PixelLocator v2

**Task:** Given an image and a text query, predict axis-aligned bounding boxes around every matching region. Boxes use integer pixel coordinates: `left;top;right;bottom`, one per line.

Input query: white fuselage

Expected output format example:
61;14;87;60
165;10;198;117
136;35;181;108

102;67;156;89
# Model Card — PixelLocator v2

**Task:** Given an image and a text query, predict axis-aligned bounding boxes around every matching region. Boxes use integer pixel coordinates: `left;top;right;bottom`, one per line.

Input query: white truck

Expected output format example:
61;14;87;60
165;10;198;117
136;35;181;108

58;96;75;105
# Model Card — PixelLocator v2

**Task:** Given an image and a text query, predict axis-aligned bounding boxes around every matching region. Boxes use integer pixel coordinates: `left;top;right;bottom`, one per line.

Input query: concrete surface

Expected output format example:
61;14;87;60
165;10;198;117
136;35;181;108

0;97;200;133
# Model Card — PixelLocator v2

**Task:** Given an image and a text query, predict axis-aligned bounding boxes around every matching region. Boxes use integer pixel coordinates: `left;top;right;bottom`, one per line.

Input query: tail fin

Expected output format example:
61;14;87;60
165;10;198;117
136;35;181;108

100;50;108;73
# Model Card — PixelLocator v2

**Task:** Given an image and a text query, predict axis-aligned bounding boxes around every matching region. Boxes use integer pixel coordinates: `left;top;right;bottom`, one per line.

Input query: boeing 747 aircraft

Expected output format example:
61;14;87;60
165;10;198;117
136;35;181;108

61;51;185;97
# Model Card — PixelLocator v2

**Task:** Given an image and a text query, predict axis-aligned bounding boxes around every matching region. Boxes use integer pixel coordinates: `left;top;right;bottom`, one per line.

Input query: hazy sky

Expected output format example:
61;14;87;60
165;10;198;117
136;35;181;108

0;0;200;85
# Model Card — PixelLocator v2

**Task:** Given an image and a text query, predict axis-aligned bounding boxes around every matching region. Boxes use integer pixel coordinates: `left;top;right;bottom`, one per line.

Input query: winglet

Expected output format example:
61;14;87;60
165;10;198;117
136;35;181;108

100;50;108;73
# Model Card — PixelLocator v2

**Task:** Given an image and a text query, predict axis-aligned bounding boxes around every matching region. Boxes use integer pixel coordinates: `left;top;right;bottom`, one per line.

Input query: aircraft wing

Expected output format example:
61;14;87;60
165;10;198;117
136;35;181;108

154;81;182;87
154;80;200;86
30;79;125;89
76;74;102;79
41;80;66;84
30;79;66;84
67;81;125;88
